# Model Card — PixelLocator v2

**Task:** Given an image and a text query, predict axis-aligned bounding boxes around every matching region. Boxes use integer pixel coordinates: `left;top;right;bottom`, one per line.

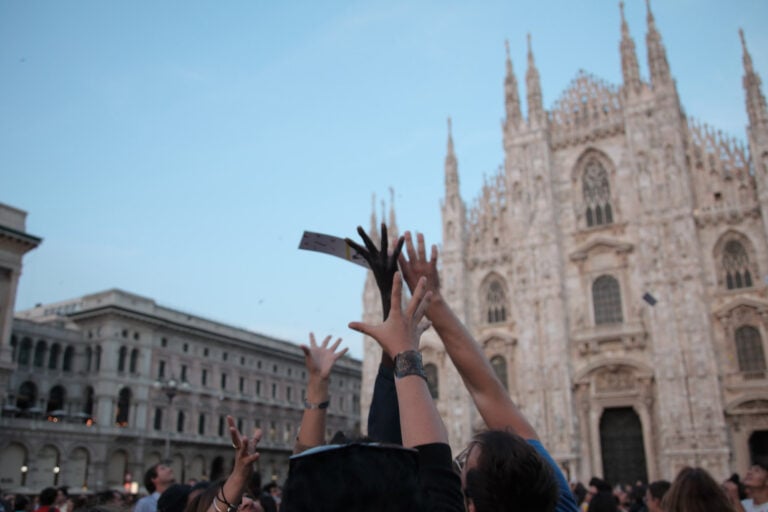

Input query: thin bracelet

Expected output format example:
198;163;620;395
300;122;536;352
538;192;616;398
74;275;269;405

212;497;225;512
303;398;330;410
218;485;237;510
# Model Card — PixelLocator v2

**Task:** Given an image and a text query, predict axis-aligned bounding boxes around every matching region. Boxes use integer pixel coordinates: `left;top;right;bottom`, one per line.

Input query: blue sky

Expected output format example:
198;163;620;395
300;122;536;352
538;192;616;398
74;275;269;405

2;1;766;360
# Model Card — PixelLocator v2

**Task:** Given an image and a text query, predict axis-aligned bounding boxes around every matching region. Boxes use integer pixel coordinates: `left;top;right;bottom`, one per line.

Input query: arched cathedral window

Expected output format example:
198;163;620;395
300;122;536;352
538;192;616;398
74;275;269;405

735;326;766;376
490;355;508;390
592;275;623;325
723;241;753;290
484;279;507;324
582;158;613;227
424;363;439;399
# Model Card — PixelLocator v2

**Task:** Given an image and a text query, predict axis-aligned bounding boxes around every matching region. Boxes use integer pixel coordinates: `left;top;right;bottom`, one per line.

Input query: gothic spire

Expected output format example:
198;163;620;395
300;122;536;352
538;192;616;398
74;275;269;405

445;117;459;193
368;193;380;245
504;40;523;130
526;33;545;127
645;0;671;87
619;1;641;93
740;29;768;128
388;187;399;238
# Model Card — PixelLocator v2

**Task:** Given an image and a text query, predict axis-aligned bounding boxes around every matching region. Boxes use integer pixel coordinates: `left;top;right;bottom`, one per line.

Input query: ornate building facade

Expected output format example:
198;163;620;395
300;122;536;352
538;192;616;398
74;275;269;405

0;207;362;493
361;4;768;484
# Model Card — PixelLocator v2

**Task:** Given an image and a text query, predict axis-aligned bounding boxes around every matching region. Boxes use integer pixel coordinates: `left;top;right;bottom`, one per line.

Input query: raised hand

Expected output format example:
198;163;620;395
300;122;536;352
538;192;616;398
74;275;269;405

398;231;441;298
349;272;432;359
227;415;261;474
300;333;348;379
346;223;405;320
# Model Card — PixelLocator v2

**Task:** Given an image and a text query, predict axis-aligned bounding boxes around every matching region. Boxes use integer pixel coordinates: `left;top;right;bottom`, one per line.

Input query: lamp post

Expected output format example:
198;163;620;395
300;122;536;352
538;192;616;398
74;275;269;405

155;377;179;464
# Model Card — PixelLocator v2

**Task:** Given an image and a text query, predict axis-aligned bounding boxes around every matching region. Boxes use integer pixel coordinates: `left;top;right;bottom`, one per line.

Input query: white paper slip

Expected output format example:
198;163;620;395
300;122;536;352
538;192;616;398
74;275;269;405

298;231;369;268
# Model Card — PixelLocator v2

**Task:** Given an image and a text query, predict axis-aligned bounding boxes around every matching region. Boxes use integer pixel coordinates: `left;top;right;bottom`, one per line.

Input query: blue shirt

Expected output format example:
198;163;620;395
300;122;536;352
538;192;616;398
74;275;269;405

134;492;160;512
528;439;580;512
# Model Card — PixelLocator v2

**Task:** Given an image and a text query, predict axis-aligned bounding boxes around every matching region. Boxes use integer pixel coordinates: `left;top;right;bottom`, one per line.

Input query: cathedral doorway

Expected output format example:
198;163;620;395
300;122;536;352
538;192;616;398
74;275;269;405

600;407;648;485
750;430;768;462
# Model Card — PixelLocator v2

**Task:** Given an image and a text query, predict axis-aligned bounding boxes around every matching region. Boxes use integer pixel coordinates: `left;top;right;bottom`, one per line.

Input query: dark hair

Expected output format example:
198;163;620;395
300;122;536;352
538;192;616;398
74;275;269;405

647;480;671;502
754;457;768;472
587;491;618;512
572;482;587;505
14;495;30;512
282;444;422;512
39;488;58;506
662;467;736;512
144;464;160;494
589;477;613;493
186;480;225;512
464;430;558;512
158;484;191;512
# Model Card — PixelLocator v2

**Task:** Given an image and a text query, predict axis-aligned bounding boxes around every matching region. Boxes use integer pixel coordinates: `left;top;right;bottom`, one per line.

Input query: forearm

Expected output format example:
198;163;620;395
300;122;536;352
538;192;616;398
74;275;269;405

395;374;448;448
294;376;329;453
427;294;538;439
367;363;402;444
216;473;248;512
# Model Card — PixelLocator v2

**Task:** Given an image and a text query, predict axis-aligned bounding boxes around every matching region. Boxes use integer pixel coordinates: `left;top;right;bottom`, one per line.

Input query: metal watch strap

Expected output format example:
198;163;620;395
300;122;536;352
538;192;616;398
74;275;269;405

394;350;428;381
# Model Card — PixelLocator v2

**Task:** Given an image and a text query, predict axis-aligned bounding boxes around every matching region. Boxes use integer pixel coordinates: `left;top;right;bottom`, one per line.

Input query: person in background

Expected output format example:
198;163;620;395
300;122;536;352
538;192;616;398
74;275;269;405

134;465;174;512
644;480;670;512
736;460;768;512
662;466;736;512
13;496;30;512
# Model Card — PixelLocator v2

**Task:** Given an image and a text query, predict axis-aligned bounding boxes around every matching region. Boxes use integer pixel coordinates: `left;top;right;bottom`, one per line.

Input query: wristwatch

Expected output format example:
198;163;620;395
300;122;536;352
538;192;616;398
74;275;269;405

394;350;428;382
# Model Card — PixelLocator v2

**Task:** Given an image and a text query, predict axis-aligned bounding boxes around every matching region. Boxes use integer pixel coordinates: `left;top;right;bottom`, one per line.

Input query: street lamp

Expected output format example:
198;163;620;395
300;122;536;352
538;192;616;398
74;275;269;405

155;376;179;464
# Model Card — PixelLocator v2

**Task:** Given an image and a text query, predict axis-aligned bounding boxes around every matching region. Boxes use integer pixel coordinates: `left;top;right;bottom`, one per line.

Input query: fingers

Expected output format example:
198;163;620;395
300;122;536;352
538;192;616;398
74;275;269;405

300;345;310;356
405;231;417;263
321;335;332;348
417;232;427;261
390;272;403;317
345;238;372;265
415;319;432;338
309;332;317;347
390;236;405;268
348;321;373;337
413;290;433;324
380;223;388;256
405;276;427;318
430;244;438;266
356;226;379;255
227;416;241;448
329;337;342;352
333;347;349;360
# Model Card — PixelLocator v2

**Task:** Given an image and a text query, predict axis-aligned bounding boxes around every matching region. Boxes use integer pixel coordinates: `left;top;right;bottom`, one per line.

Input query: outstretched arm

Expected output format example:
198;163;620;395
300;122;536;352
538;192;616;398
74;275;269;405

399;231;538;440
349;273;445;447
294;334;347;454
347;223;405;444
215;416;261;512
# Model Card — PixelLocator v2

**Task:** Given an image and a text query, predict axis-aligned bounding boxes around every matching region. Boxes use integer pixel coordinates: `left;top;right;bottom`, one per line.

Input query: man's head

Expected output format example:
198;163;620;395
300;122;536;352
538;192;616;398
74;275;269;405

744;459;768;491
144;464;174;494
54;488;68;506
645;480;670;512
157;484;191;512
39;488;58;507
282;443;423;512
461;430;558;512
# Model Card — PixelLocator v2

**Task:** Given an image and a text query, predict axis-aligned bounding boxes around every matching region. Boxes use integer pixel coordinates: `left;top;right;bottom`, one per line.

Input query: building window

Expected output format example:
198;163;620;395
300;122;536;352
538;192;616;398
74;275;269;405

18;338;32;365
286;386;292;402
62;346;74;372
129;349;139;373
48;343;61;370
83;386;94;417
33;340;46;368
735;326;766;375
239;377;245;393
161;337;168;347
271;383;277;399
177;411;185;433
424;363;439;399
118;346;128;372
158;361;166;379
269;422;276;441
221;373;227;390
154;408;163;430
183;343;189;353
198;413;206;435
46;385;66;413
202;369;208;386
237;418;244;432
16;381;37;410
85;346;92;372
582;157;613;227
723;241;754;290
218;416;226;436
95;346;101;371
116;387;131;426
485;279;507;324
203;348;209;357
592;275;623;325
223;352;228;361
181;365;188;382
490;355;508;390
273;364;278;373
256;380;262;396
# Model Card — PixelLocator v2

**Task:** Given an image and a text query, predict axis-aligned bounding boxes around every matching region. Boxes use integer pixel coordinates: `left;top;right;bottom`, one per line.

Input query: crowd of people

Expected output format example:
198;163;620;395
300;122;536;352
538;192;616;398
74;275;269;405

3;225;768;511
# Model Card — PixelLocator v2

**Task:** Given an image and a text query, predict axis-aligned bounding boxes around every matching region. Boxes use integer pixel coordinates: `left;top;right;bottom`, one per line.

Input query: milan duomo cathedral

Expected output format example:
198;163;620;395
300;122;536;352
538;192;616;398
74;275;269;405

361;3;768;485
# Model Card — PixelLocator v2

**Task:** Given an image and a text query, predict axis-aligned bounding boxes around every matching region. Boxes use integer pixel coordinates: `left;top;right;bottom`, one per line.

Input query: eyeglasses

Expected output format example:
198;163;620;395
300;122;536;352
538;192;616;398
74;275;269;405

453;445;472;475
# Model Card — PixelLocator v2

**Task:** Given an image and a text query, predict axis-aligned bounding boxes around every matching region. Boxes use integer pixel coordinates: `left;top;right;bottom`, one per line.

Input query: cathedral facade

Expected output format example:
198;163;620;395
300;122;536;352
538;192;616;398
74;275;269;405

361;4;768;484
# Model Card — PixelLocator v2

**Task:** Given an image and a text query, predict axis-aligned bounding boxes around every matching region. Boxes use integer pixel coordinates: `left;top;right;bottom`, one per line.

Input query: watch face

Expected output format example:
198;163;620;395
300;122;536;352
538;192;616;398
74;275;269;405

394;350;425;379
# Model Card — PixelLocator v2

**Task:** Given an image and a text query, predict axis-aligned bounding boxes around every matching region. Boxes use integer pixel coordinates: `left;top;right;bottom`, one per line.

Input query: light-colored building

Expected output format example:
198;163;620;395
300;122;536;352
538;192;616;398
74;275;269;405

361;3;768;485
0;208;361;494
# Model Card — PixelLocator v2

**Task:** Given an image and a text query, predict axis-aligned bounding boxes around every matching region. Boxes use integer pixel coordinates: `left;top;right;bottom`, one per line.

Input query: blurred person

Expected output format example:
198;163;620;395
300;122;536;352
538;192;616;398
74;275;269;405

134;465;174;512
37;489;60;512
54;489;69;512
661;466;736;512
156;484;190;512
587;491;618;512
13;496;30;512
645;480;670;512
739;459;768;512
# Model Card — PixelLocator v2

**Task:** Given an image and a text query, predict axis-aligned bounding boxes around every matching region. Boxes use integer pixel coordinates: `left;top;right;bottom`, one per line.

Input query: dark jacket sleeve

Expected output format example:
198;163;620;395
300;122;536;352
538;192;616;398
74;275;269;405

416;443;465;512
366;363;402;444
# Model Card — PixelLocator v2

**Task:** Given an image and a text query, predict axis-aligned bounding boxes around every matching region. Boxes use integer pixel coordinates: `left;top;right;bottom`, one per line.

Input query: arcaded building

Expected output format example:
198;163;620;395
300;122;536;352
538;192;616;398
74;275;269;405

361;4;768;484
0;210;361;493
